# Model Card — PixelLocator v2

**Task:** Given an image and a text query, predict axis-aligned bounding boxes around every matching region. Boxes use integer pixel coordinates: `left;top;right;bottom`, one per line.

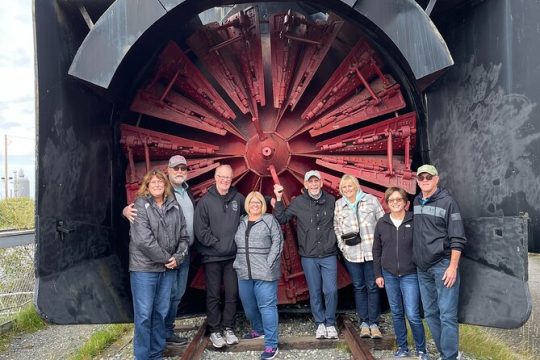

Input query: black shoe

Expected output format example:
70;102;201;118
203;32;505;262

166;333;188;345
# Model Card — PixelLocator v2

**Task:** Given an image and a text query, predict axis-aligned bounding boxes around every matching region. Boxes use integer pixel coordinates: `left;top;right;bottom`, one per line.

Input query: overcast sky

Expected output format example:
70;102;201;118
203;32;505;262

0;0;35;198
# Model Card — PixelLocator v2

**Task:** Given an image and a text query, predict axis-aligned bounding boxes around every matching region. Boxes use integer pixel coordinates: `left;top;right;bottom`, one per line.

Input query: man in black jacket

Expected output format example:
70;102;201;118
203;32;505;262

413;164;466;360
194;164;245;349
123;155;196;346
273;170;339;340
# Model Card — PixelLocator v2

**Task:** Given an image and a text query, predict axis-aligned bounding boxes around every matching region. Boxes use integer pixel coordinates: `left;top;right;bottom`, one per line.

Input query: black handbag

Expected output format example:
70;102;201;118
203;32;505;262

341;203;362;246
341;232;361;246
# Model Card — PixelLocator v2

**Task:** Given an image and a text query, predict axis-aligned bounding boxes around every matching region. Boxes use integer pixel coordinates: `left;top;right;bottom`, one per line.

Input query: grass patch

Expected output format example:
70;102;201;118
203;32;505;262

459;324;535;360
0;197;34;230
0;304;46;351
69;323;132;360
405;320;535;360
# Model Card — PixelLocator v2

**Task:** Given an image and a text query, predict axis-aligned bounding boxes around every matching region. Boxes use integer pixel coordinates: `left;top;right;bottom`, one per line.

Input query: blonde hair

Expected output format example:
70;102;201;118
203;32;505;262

338;174;361;197
244;191;267;215
137;169;173;200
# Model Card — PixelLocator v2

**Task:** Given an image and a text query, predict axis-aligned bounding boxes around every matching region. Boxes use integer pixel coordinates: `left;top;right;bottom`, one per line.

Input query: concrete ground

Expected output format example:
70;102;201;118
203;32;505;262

482;253;539;357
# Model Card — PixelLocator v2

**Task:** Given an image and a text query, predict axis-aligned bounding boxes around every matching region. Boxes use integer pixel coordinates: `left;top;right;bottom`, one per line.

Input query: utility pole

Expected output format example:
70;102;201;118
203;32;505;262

4;134;7;200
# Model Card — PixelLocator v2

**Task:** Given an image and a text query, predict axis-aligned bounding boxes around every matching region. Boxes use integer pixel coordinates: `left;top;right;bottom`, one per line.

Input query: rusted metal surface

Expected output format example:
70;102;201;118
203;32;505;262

301;39;383;121
270;11;343;122
187;7;264;119
120;7;418;304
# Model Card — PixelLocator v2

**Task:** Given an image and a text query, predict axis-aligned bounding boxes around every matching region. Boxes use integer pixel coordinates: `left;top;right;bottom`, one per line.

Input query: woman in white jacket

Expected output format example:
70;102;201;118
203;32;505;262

333;174;384;339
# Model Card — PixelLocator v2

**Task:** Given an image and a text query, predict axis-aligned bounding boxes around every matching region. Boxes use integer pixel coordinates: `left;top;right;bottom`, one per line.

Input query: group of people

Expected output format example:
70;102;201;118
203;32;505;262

125;155;466;360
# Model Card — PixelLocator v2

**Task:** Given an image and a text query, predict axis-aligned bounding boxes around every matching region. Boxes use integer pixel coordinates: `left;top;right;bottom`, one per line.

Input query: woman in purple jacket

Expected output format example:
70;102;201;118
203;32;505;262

373;187;428;360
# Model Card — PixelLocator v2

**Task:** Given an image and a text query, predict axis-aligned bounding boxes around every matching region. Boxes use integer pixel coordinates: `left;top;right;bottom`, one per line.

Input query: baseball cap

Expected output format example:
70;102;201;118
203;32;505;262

168;155;187;168
416;164;438;176
304;170;322;181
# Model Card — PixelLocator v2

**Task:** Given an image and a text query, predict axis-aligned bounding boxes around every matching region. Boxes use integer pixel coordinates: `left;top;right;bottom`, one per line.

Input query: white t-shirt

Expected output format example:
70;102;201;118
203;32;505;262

390;215;403;229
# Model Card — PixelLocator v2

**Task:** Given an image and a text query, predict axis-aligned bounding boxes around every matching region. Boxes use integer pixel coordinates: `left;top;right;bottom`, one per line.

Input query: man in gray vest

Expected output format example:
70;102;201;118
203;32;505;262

124;155;196;345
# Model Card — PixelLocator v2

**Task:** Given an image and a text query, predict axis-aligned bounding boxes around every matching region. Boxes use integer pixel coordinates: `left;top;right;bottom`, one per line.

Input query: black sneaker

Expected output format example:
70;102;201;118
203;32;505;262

166;333;188;345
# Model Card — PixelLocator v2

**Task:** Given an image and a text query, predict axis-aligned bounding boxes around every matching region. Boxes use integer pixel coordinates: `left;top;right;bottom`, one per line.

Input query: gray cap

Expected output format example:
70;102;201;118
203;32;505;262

168;155;187;167
304;170;322;181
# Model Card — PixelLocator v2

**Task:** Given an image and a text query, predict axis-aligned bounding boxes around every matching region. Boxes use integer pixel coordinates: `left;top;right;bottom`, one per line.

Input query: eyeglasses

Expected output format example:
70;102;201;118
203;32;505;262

216;174;232;181
249;200;262;205
417;174;434;181
171;165;187;172
387;198;404;203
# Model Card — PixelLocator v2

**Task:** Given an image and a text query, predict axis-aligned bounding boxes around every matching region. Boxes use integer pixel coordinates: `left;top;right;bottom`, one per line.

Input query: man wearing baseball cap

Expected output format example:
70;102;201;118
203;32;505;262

272;170;339;340
123;155;196;346
413;164;466;360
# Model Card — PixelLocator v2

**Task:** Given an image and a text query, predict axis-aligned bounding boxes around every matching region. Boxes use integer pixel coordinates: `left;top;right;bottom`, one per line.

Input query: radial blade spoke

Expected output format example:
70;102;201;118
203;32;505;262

190;178;216;198
270;11;343;119
280;223;310;303
130;86;227;136
288;132;320;154
150;41;236;121
301;39;383;121
316;112;416;154
120;124;219;161
315;155;416;194
187;7;264;117
308;77;406;136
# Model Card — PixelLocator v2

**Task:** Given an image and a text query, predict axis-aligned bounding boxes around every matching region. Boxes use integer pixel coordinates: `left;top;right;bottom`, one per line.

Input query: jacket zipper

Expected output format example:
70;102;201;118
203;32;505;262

396;224;400;276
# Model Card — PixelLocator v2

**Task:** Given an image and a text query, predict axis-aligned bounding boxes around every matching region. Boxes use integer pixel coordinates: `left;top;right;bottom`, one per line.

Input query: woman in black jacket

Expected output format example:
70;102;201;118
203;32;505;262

373;187;428;360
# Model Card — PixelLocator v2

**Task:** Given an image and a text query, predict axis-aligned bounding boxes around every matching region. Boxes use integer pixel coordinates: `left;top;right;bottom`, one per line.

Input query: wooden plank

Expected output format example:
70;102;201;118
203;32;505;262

206;336;344;352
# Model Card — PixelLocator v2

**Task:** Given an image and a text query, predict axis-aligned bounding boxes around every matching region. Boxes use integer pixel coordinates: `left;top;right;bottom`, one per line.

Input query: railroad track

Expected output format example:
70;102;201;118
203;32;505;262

161;315;393;359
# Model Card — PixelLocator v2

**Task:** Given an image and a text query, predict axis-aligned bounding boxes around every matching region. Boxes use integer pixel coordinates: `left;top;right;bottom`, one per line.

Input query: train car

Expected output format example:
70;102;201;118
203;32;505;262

34;0;535;329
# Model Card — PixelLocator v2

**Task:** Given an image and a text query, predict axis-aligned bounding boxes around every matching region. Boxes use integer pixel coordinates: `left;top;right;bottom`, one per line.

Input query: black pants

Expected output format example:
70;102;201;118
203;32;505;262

204;259;238;333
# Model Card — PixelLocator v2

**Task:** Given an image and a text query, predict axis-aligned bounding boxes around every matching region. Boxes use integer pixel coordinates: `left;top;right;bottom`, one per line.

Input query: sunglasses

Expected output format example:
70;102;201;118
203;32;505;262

417;174;434;181
172;165;188;172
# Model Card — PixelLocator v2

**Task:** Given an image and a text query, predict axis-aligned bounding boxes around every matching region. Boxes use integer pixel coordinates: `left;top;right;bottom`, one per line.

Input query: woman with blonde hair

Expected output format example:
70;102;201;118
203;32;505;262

333;174;384;339
234;191;283;360
129;169;190;359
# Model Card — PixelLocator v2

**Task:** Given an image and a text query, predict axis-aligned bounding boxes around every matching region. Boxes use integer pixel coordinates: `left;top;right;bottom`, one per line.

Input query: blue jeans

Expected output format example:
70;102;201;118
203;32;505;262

238;279;279;348
301;256;338;326
165;253;190;337
418;258;460;360
344;259;380;325
130;271;174;360
345;259;381;325
383;270;426;352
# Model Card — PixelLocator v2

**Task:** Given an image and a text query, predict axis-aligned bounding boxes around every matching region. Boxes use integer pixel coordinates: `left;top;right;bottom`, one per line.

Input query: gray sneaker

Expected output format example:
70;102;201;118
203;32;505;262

224;328;239;345
209;332;226;348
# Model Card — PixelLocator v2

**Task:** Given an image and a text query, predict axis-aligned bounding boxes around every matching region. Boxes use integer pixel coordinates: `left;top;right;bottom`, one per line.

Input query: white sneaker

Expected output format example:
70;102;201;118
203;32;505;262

326;325;338;339
209;332;226;348
224;328;239;345
315;323;327;339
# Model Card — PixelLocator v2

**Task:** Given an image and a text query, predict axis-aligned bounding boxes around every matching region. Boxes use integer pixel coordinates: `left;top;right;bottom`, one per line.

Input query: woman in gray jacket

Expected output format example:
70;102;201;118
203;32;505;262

130;169;189;360
233;191;283;360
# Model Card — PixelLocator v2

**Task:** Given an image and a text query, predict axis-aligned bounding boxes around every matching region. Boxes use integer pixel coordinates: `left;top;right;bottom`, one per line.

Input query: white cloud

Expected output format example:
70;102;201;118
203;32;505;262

0;0;35;198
